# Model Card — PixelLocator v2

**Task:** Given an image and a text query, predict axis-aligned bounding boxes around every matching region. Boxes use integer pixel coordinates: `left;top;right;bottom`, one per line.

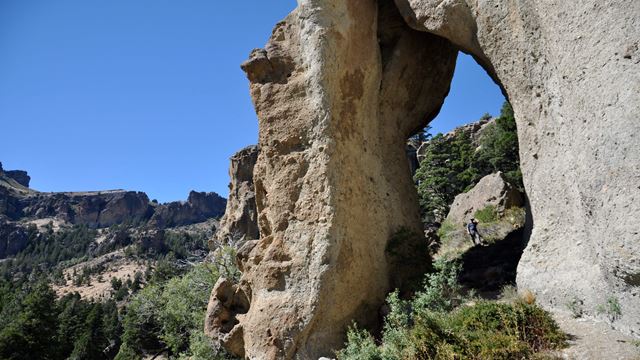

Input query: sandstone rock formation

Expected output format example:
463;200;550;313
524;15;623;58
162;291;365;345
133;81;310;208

445;172;522;226
215;146;260;245
206;0;640;356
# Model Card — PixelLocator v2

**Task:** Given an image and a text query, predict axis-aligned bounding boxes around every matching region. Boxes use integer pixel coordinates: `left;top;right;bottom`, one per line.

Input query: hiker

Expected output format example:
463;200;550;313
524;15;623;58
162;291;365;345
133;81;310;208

467;218;485;246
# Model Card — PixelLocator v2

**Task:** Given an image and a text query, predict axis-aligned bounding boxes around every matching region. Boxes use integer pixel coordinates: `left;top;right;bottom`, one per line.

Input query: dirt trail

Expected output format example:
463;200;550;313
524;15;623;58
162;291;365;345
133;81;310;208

550;312;639;360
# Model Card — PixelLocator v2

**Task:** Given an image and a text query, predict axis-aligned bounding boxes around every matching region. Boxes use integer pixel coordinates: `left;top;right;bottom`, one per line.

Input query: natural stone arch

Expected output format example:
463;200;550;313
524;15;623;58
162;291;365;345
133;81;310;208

205;0;640;358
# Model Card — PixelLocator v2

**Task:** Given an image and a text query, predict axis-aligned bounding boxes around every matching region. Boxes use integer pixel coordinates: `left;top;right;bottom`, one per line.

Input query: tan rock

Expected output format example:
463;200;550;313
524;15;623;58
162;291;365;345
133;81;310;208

206;0;640;356
215;145;260;245
394;0;640;336
446;171;523;226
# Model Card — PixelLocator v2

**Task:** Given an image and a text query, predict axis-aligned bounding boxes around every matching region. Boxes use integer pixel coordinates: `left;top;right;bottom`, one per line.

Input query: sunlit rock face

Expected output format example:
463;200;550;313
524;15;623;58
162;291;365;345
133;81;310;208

393;0;639;336
214;145;260;245
205;0;640;357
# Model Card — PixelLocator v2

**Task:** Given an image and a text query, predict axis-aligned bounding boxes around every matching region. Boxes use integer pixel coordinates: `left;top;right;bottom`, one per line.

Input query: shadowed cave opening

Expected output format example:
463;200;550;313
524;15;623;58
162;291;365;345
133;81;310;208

405;52;529;299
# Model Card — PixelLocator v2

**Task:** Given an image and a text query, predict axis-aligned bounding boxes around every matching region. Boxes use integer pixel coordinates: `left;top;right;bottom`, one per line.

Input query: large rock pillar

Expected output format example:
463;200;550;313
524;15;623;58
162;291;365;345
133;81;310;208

206;1;457;358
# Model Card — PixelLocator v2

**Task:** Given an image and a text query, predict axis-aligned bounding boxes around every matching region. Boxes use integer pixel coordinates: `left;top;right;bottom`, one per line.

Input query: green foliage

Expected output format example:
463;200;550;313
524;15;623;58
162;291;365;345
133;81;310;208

414;101;523;225
0;280;122;360
413;259;464;313
117;263;227;358
337;260;567;360
474;205;499;223
436;220;457;244
2;225;98;278
414;131;479;223
596;296;622;322
336;325;382;360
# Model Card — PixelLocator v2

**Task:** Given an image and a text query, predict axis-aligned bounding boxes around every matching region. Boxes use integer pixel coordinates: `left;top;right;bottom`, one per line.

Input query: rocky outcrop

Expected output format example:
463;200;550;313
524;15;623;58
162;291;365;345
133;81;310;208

0;162;31;188
416;117;492;163
0;221;29;258
445;172;523;226
207;2;457;358
149;191;226;228
437;172;526;262
215;146;260;245
1;164;225;230
19;191;153;228
205;0;640;355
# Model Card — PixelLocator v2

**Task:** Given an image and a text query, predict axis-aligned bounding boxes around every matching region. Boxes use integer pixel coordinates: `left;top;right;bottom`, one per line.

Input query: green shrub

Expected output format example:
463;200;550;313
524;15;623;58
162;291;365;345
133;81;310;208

596;296;622;322
336;325;381;360
337;260;567;360
474;205;499;223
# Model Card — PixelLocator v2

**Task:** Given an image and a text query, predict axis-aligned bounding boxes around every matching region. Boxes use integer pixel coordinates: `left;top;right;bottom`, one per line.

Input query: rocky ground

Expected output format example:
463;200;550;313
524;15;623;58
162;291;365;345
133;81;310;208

550;312;640;360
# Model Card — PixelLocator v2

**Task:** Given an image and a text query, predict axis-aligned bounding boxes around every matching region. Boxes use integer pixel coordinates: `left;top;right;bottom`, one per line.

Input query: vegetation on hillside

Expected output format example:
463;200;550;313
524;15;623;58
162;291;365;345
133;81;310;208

336;260;567;360
0;241;238;359
414;101;522;224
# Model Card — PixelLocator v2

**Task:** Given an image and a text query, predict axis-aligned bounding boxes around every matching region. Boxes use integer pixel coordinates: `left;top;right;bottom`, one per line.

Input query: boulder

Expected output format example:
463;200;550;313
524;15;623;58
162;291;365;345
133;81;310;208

215;145;260;245
445;172;523;227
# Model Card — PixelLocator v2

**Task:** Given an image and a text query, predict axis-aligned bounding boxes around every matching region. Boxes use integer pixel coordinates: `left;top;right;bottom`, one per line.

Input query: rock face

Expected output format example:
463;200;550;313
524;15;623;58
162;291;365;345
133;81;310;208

417;117;491;163
19;191;153;228
0;221;29;258
0;164;226;231
207;2;457;358
150;191;226;228
215;146;260;244
0;162;31;188
395;0;640;336
445;172;523;226
206;0;640;356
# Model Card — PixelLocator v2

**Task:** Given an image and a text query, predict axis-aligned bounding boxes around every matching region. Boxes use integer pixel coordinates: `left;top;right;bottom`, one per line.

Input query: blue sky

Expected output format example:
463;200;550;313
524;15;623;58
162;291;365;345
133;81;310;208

0;1;504;202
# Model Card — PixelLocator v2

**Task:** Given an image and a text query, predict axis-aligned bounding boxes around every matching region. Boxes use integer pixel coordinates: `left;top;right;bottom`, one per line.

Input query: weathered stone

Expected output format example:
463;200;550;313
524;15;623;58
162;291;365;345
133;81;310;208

393;0;640;335
204;278;250;357
207;1;457;358
207;0;640;355
215;145;260;245
445;172;523;227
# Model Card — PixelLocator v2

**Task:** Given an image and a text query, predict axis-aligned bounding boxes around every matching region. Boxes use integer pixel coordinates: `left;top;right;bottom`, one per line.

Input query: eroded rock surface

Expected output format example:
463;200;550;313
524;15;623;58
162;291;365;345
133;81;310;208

446;171;523;226
207;1;457;358
206;0;640;356
396;0;640;335
215;145;260;245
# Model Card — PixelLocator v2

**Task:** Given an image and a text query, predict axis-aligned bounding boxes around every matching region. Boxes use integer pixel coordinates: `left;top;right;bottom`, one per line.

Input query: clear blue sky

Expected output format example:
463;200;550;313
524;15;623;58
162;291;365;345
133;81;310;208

0;1;504;202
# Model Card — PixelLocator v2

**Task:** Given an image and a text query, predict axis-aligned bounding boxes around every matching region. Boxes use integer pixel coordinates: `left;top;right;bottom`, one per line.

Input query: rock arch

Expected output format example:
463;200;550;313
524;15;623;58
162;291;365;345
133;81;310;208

206;0;640;358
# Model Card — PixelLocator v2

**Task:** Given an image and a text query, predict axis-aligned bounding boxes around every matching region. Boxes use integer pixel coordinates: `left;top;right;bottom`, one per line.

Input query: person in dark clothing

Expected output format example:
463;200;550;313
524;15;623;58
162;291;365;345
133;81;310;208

467;218;485;246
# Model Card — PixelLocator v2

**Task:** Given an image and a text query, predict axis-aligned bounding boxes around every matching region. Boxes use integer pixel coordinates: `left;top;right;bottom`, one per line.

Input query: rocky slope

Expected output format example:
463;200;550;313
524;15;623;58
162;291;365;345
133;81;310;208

0;162;226;259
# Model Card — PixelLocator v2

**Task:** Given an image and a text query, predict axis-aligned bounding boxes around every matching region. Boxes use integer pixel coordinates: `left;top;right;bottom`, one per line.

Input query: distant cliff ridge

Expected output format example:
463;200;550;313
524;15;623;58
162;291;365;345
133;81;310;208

0;162;226;258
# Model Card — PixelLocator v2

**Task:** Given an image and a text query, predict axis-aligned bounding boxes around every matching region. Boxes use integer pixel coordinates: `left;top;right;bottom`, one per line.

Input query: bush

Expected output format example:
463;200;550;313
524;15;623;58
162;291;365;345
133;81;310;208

337;260;567;360
116;263;229;358
474;205;499;223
